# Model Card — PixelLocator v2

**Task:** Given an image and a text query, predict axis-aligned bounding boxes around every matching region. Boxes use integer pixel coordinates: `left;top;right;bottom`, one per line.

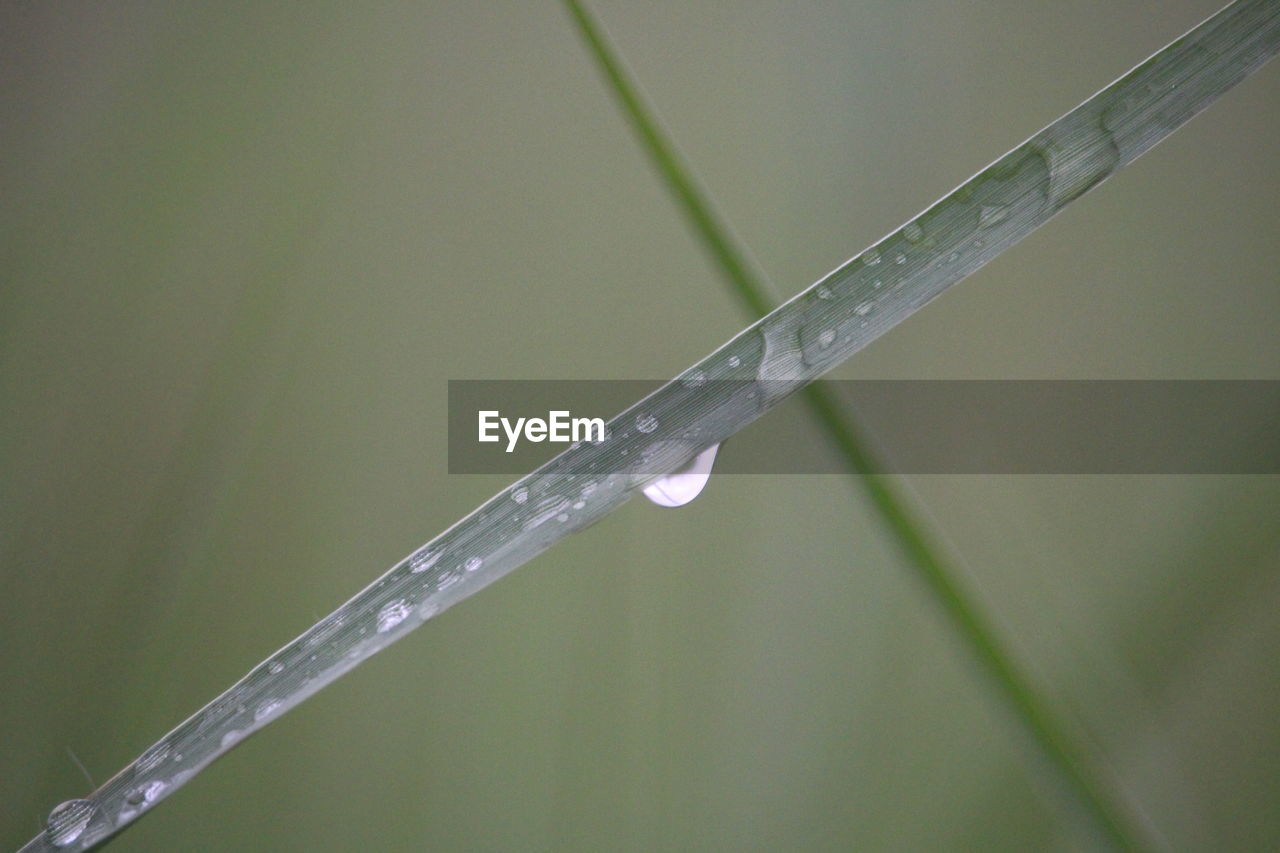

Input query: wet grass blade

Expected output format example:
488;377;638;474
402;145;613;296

18;1;1279;849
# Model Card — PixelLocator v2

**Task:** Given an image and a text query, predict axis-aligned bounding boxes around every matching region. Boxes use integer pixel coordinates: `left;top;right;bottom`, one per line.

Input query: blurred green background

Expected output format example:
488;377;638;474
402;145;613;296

3;1;1278;850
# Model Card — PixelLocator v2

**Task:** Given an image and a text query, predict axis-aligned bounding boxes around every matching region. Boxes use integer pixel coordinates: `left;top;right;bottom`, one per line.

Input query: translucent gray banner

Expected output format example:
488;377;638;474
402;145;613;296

447;380;1280;474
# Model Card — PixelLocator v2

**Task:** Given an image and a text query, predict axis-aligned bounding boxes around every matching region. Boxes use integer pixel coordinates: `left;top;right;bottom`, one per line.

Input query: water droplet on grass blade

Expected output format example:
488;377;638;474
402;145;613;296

125;780;167;807
47;799;95;847
376;599;411;633
681;369;707;388
409;550;440;573
643;444;720;508
635;413;658;434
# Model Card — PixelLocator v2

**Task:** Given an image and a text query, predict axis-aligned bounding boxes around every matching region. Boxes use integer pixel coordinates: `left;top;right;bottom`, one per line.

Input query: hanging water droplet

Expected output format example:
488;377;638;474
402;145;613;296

47;799;95;847
894;252;907;265
268;661;285;675
978;204;1008;228
816;285;833;300
863;248;881;266
873;279;883;289
220;730;245;750
416;600;439;620
437;569;462;591
855;302;873;316
817;329;836;348
643;443;720;508
681;369;707;389
727;355;741;368
463;556;483;572
511;486;528;505
903;222;924;242
572;500;585;509
635;413;658;434
409;549;440;573
376;599;411;633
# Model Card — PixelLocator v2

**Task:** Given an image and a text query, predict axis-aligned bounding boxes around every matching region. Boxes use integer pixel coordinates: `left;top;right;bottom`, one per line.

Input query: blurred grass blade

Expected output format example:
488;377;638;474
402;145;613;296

558;0;1188;849
18;1;1280;849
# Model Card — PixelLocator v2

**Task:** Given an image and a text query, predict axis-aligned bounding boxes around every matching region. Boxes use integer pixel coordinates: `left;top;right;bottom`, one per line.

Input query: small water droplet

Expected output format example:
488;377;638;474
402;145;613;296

255;700;283;723
416;600;439;620
681;369;707;389
816;285;833;300
635;414;658;434
903;222;924;242
220;730;245;750
125;780;167;808
437;570;462;591
643;444;720;508
855;302;873;316
817;329;836;348
522;496;571;531
863;248;881;266
873;279;883;289
268;661;285;675
978;204;1008;228
572;500;585;509
894;252;906;265
47;799;95;847
727;355;741;368
137;743;171;772
409;550;440;573
376;599;411;633
464;556;483;572
556;513;569;522
511;486;529;504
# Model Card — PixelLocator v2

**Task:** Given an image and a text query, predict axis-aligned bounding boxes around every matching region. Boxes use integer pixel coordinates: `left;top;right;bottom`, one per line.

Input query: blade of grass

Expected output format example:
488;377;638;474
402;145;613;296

18;1;1279;849
557;0;1276;849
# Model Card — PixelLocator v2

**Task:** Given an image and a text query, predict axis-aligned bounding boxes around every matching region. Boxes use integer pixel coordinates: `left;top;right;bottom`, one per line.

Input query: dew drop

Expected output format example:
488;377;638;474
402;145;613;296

643;443;720;508
816;285;833;300
727;355;741;368
572;500;585;510
978;204;1008;228
463;556;483;572
681;369;707;389
511;486;529;504
635;413;658;434
817;329;836;348
125;780;167;807
416;600;439;620
137;743;171;773
873;279;883;289
409;550;440;573
220;730;244;750
47;799;95;847
376;599;411;633
268;661;285;675
863;248;881;265
522;496;571;531
254;700;283;723
855;302;873;316
903;222;924;242
437;570;462;591
894;252;907;265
